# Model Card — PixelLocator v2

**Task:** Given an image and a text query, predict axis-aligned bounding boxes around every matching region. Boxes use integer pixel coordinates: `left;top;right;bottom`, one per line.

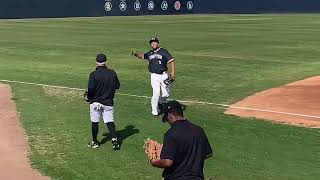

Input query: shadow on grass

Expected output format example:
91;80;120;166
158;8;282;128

100;125;139;147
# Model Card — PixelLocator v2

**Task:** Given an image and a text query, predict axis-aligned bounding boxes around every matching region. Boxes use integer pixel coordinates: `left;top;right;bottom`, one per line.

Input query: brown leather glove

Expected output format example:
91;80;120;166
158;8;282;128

143;138;163;162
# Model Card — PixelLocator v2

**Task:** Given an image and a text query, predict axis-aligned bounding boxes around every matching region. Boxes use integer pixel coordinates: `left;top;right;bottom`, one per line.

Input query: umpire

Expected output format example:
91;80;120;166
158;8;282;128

150;100;213;180
86;53;120;150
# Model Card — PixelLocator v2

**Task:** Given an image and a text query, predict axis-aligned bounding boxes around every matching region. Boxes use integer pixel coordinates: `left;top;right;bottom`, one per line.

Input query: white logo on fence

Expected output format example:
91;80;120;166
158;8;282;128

119;1;127;11
105;1;112;12
161;1;168;11
187;1;193;10
148;1;155;11
134;0;141;11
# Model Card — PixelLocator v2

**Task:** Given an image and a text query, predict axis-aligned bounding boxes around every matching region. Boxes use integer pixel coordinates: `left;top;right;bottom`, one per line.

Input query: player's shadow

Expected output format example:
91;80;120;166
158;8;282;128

100;125;139;147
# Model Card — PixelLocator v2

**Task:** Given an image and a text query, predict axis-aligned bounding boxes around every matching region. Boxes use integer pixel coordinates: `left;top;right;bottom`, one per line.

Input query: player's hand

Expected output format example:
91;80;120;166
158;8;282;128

131;49;138;56
150;158;156;164
171;73;175;80
84;90;89;102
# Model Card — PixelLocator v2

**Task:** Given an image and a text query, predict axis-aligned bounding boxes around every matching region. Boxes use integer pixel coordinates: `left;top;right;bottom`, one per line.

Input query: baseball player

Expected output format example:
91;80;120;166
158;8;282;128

85;53;120;150
151;100;213;180
132;37;175;116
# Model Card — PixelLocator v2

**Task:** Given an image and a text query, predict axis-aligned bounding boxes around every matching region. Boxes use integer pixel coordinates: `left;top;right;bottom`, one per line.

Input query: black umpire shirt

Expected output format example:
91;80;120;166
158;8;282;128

160;120;213;180
144;48;174;74
87;66;120;106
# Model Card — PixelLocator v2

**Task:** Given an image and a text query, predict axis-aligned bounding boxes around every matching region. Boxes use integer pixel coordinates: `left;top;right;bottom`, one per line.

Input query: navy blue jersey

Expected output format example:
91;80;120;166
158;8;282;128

144;48;174;74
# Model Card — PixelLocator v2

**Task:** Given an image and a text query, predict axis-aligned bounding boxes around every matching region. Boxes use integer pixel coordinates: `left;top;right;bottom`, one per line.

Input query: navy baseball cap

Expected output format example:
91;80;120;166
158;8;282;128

162;100;183;122
96;53;107;63
149;37;159;44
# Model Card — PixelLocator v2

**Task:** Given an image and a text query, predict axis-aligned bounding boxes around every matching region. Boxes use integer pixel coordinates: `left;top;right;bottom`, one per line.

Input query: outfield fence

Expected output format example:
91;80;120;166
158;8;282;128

1;0;320;19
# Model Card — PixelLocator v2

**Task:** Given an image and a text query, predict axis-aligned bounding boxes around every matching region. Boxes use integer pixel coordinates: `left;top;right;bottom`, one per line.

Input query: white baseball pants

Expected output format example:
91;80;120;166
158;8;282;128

151;72;170;115
90;102;114;123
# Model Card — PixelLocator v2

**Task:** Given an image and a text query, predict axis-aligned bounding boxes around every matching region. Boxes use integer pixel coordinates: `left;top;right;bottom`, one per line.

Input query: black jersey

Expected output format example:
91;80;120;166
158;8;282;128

160;120;213;180
87;66;120;106
144;48;174;74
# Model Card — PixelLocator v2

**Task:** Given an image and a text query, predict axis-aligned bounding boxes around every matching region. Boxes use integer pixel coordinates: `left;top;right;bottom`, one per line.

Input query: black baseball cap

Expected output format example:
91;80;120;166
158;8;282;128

162;100;183;122
96;53;107;63
149;37;159;44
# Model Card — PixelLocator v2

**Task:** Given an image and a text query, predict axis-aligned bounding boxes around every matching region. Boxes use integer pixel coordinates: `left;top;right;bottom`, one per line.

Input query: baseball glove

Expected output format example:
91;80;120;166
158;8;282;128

164;76;175;85
143;138;163;162
83;89;89;102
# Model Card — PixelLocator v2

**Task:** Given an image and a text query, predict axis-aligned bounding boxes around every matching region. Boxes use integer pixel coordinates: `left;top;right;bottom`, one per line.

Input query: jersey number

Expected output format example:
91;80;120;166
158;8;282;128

159;61;162;65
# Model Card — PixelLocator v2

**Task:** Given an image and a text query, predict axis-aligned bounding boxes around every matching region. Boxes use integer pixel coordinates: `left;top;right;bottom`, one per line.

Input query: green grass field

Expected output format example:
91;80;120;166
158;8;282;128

0;14;320;180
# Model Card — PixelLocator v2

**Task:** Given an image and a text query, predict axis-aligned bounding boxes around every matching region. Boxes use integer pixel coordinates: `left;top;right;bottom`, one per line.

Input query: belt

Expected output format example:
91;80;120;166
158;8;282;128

153;71;167;75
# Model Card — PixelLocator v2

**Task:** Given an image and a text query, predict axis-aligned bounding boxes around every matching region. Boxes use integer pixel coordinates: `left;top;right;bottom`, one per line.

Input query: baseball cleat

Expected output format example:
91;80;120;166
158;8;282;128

112;138;120;150
152;110;159;116
87;141;100;149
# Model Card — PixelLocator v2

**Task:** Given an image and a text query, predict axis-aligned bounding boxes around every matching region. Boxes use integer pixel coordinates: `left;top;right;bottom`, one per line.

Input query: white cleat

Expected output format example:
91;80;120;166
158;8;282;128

152;110;159;116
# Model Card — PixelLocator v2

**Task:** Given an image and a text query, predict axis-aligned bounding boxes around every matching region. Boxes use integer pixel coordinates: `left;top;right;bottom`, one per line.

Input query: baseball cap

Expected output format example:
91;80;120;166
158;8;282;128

96;53;107;63
162;100;183;122
149;37;159;44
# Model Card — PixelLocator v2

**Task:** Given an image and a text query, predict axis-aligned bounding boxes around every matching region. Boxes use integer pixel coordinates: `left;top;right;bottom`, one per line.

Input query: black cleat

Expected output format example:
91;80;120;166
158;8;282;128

112;138;120;150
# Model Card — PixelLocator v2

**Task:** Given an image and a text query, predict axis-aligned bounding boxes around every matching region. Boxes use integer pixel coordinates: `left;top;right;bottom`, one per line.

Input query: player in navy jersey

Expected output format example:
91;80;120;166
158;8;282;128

132;37;176;116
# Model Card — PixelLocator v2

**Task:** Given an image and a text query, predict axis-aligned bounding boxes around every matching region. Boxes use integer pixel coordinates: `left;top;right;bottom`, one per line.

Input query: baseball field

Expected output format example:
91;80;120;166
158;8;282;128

0;14;319;180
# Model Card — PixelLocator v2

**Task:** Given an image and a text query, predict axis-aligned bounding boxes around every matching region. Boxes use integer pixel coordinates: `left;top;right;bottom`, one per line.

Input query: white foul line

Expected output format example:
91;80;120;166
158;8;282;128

0;79;152;99
224;105;320;119
1;79;320;120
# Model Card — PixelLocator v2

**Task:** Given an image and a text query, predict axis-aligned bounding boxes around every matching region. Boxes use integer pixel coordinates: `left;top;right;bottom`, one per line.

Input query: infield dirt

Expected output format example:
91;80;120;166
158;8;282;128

0;83;49;180
226;76;320;128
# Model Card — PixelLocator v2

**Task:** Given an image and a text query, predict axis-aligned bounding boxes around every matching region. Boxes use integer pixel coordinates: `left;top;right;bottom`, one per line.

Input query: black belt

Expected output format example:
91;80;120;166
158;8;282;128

153;71;167;75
